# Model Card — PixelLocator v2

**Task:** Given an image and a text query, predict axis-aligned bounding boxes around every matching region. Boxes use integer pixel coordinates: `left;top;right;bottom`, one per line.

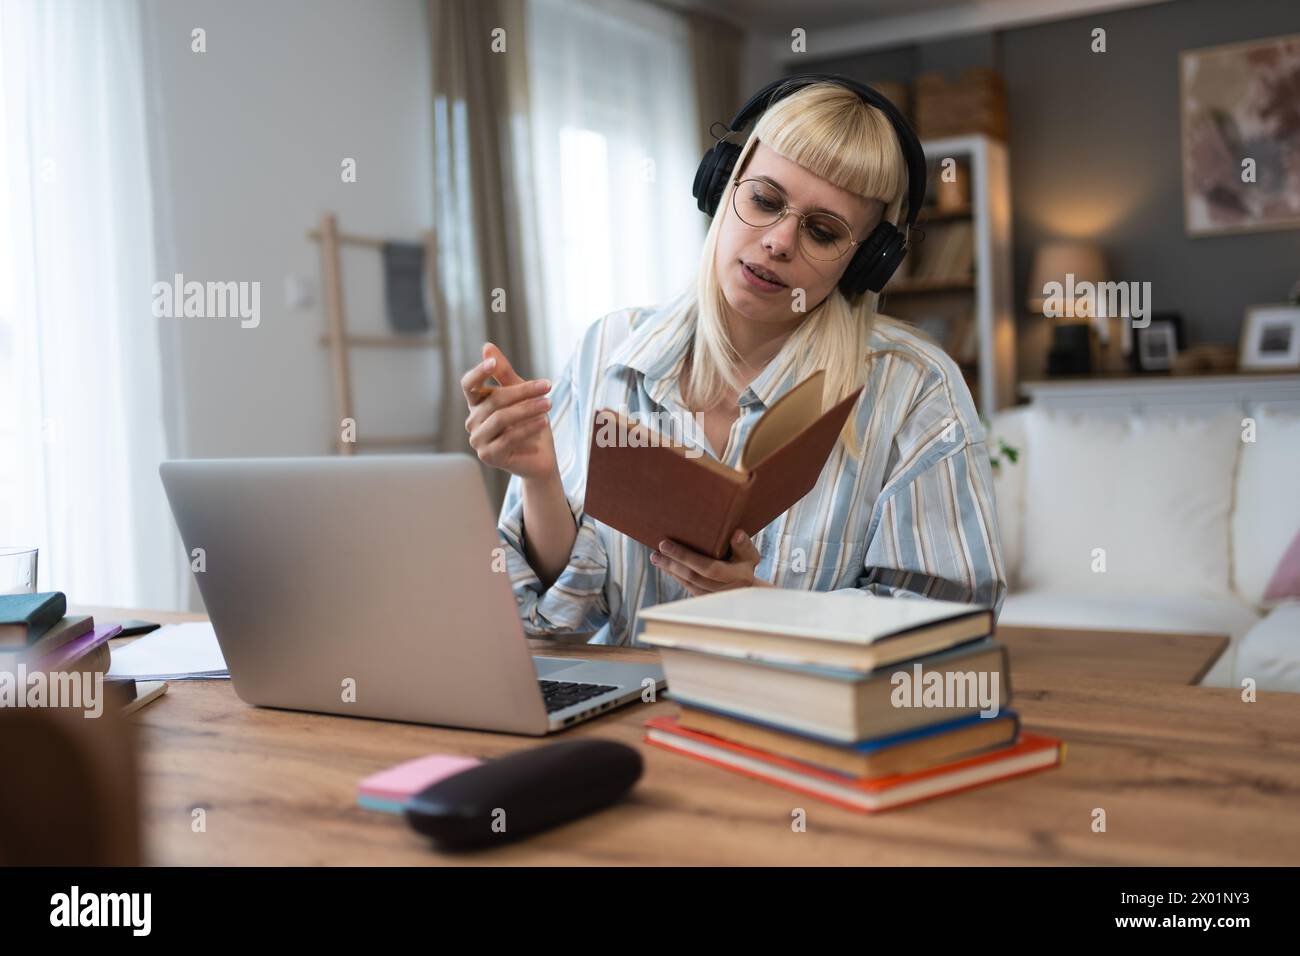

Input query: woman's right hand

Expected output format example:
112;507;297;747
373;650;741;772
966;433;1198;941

461;342;558;482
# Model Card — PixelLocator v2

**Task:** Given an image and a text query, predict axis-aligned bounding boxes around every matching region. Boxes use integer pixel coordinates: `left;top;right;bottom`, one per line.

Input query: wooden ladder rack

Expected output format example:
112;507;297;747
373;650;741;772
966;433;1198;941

308;213;452;455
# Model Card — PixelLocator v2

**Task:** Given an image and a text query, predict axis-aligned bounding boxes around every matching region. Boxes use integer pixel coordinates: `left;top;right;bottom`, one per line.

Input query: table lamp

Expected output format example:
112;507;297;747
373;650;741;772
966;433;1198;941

1027;242;1107;376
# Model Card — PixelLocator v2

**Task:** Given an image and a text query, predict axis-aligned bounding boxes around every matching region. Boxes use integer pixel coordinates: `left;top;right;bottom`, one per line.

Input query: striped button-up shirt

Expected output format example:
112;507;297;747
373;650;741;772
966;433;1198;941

497;298;1008;647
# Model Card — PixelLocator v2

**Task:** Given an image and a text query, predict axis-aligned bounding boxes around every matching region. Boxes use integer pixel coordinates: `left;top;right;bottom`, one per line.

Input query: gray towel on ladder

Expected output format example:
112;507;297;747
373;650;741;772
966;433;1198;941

382;241;430;333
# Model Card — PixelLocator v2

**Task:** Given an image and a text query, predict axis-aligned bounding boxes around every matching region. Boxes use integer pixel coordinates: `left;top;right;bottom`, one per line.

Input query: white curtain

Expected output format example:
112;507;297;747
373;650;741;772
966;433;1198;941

525;0;706;377
0;0;183;609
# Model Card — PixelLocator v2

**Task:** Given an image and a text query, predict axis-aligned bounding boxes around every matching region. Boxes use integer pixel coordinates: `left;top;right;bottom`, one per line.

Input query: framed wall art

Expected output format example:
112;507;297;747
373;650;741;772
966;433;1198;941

1181;33;1300;237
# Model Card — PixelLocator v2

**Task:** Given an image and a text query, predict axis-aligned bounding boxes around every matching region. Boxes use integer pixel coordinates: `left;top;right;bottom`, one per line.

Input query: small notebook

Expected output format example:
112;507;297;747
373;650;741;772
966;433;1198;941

583;370;863;560
36;623;123;672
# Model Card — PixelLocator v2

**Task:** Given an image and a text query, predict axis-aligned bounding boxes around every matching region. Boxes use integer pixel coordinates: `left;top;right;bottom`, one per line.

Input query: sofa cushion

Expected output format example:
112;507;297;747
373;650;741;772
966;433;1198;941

998;587;1260;688
1232;407;1300;609
1235;600;1300;693
1020;410;1239;600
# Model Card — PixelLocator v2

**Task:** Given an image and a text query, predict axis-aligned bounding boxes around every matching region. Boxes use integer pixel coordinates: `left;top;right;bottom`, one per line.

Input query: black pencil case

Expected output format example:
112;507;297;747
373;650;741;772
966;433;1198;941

404;739;643;849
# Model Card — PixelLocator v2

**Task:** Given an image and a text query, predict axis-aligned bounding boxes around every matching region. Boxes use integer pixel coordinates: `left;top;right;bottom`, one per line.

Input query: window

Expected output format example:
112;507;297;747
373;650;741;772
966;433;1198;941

0;1;182;607
526;0;706;376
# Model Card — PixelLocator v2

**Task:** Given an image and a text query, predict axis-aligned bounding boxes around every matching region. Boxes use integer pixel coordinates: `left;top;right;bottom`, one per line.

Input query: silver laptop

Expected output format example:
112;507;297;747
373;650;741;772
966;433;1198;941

159;455;664;735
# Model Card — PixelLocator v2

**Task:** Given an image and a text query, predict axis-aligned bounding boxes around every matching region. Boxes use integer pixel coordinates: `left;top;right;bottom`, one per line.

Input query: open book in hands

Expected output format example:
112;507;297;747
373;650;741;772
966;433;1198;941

583;370;864;560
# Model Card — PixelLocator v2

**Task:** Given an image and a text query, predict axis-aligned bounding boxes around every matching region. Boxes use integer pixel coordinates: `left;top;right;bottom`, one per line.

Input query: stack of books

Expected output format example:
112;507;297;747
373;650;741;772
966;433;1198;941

1;590;165;714
639;588;1063;814
0;591;121;679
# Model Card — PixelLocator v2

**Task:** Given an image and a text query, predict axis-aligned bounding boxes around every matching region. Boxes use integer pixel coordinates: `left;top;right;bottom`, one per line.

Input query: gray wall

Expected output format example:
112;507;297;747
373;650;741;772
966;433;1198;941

803;0;1300;372
809;32;996;82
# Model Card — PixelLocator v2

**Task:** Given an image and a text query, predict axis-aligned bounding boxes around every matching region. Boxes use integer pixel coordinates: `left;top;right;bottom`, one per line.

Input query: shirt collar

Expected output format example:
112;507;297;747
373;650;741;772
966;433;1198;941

605;298;693;408
605;295;806;413
738;333;802;410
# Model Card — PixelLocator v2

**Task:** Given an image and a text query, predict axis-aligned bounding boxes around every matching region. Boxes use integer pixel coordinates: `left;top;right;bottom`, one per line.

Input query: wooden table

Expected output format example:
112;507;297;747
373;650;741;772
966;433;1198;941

94;609;1300;866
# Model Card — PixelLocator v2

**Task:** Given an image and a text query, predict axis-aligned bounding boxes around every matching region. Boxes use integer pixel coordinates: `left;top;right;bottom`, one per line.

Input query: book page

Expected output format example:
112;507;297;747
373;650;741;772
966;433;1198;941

739;370;826;472
593;409;740;480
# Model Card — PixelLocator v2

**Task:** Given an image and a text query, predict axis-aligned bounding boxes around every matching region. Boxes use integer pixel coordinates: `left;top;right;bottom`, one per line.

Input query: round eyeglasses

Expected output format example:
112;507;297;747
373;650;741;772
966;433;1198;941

730;177;860;261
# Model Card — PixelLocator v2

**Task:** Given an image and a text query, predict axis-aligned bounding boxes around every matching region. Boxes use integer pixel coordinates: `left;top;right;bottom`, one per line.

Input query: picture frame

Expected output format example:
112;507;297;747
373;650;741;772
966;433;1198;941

1239;305;1300;371
1132;313;1185;373
1180;33;1300;237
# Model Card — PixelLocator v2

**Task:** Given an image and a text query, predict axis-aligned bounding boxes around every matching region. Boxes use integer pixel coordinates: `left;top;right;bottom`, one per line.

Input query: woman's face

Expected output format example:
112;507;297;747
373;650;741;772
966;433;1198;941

715;142;885;325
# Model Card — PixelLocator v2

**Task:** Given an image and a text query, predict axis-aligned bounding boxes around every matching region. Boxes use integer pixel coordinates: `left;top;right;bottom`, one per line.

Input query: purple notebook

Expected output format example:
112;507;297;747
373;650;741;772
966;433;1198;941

36;623;123;671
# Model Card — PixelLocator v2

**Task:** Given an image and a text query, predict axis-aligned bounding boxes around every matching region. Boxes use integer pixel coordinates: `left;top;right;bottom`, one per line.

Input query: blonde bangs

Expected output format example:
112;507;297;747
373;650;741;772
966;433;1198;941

752;81;907;208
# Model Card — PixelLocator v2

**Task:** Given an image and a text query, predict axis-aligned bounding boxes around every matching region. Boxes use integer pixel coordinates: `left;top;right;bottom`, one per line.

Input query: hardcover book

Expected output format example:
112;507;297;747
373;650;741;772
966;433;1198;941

0;591;67;647
583;370;863;559
645;714;1064;813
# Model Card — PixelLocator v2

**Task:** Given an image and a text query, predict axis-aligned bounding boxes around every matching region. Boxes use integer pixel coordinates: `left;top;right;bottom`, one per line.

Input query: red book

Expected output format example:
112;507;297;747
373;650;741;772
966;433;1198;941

644;714;1064;814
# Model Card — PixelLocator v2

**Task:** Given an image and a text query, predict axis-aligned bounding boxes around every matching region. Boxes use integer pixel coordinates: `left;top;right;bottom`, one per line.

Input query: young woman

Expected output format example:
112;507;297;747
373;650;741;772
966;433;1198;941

461;78;1007;646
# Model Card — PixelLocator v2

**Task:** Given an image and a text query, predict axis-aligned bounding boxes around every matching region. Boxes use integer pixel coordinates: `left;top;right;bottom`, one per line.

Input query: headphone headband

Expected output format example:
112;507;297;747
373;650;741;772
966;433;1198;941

718;73;927;228
693;73;928;297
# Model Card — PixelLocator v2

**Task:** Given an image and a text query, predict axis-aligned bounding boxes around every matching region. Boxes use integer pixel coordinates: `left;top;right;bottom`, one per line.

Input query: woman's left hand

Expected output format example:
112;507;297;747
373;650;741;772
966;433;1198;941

650;530;774;596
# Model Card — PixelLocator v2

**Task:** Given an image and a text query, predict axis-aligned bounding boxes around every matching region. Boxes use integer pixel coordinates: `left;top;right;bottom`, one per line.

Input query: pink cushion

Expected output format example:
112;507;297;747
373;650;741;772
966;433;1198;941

1263;528;1300;605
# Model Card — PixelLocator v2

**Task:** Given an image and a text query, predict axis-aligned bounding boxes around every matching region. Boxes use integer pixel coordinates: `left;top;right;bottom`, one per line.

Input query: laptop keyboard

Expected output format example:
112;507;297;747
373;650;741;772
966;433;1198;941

539;679;619;713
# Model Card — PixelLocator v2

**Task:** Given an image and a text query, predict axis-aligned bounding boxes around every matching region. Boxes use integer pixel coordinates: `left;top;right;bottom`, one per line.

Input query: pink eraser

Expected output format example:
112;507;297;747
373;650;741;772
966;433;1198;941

359;753;483;803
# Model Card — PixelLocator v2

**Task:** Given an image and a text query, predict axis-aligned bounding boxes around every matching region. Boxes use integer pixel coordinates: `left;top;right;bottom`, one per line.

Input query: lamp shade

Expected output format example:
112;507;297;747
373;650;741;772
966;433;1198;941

1027;242;1107;314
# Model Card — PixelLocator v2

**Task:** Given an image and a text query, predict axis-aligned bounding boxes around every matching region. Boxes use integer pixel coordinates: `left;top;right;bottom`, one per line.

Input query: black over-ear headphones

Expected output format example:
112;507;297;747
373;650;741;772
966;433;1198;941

692;73;927;298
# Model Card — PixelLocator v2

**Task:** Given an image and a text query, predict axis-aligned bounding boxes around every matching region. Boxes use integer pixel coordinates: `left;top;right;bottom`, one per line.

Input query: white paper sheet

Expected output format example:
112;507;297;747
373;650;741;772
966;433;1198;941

107;621;230;680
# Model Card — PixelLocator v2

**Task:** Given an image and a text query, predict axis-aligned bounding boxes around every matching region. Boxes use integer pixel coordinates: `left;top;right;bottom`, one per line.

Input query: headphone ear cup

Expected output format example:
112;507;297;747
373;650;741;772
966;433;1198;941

693;141;741;216
839;222;907;297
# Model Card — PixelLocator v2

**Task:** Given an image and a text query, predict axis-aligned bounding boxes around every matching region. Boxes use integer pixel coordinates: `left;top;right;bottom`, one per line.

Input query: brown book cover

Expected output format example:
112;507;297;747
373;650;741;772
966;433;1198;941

583;370;864;559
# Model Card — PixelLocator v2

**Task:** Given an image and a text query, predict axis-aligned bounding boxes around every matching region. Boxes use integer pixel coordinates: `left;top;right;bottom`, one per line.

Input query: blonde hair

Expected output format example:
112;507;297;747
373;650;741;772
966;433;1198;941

669;80;920;459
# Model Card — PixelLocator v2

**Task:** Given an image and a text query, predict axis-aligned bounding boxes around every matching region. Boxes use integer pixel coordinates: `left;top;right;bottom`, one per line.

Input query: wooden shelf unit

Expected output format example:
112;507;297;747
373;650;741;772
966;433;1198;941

881;134;1016;413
